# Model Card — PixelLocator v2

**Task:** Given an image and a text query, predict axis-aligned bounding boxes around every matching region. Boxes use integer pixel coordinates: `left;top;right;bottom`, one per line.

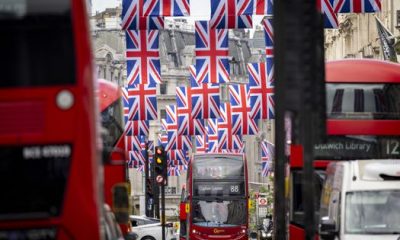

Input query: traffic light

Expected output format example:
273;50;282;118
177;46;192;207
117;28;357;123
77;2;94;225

154;146;167;185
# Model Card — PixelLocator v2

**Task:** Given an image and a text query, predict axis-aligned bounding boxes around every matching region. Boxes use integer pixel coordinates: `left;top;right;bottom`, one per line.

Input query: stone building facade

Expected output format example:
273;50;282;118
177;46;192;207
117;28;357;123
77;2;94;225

90;7;274;218
325;1;400;61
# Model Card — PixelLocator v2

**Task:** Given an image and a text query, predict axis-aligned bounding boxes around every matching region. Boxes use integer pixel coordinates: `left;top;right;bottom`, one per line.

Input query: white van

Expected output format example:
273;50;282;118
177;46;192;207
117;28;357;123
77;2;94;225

318;160;400;240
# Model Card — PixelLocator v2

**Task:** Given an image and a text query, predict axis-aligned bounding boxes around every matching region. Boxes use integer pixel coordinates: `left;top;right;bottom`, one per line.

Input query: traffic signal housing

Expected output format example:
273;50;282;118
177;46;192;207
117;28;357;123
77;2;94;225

154;146;167;185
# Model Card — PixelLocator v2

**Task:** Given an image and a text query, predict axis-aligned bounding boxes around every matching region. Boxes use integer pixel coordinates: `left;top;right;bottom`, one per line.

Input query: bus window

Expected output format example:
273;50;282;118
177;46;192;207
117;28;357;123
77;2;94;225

193;157;244;179
326;84;400;120
101;99;124;161
290;170;325;226
0;0;75;87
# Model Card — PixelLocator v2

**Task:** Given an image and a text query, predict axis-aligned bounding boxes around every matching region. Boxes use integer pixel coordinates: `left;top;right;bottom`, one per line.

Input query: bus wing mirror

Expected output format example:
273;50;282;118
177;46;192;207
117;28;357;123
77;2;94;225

112;183;131;224
319;217;337;240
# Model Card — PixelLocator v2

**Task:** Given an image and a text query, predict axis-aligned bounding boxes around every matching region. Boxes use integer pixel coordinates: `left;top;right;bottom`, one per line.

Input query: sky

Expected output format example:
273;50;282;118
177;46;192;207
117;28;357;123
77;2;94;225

91;0;262;34
92;0;210;18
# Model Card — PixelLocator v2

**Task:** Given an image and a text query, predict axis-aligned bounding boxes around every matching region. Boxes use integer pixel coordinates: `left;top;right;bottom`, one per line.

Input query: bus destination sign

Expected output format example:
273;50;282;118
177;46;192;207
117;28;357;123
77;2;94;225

314;136;400;160
194;182;244;196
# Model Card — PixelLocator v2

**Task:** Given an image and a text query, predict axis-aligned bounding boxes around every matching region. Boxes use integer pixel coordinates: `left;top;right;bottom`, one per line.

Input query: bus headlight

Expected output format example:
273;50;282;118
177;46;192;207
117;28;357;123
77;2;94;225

56;90;74;110
241;229;246;234
192;229;197;234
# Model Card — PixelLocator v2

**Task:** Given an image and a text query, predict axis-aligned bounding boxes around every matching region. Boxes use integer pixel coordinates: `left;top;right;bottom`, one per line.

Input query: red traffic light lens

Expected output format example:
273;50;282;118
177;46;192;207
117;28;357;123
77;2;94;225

156;148;163;154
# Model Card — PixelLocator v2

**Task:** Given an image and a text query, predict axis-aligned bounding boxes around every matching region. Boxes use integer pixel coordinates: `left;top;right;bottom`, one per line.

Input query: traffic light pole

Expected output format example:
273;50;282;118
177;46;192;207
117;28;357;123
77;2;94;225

161;184;166;240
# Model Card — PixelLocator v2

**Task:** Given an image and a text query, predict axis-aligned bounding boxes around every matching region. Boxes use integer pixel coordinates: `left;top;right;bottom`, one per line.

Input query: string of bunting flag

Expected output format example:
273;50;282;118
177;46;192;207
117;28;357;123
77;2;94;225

121;0;382;176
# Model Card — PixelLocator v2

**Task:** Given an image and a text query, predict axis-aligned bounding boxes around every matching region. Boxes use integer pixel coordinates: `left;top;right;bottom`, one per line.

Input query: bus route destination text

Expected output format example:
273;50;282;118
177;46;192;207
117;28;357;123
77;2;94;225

23;145;72;160
196;184;241;195
314;142;372;152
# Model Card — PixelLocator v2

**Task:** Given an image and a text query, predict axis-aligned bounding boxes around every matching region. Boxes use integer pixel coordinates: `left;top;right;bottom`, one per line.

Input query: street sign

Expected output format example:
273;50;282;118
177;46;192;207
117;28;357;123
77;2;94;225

258;197;267;206
156;175;164;184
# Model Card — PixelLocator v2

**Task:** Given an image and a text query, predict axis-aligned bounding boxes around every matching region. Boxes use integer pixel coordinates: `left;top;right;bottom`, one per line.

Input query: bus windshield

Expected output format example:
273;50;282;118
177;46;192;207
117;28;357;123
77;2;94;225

345;190;400;234
0;0;75;87
0;144;72;220
192;199;247;227
327;83;400;119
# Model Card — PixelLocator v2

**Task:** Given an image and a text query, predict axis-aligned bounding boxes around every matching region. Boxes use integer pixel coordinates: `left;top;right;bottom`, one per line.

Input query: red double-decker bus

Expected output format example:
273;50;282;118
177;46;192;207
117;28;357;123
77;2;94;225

289;59;400;239
183;153;249;240
98;79;131;235
0;0;104;239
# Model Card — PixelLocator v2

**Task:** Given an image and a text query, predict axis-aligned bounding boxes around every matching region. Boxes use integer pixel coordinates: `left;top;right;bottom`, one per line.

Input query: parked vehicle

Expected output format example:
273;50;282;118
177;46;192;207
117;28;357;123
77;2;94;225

319;160;400;240
259;216;273;240
129;215;177;240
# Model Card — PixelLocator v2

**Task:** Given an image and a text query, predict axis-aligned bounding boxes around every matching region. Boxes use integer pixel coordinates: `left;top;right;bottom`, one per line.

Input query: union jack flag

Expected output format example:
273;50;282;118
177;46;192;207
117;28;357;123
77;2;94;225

126;30;161;85
222;136;244;152
176;86;206;136
168;149;188;166
128;151;136;168
218;103;247;150
190;66;221;119
317;0;338;28
125;135;144;152
247;62;274;119
195;21;230;84
261;141;274;176
229;84;259;135
147;140;154;154
168;167;181;176
157;124;168;148
253;0;273;15
165;105;192;151
262;17;274;64
130;120;150;136
178;164;188;171
122;87;132;136
127;82;158;121
156;0;190;16
123;0;190;18
207;119;219;153
121;0;164;30
333;0;381;13
210;0;253;29
128;150;146;169
195;135;208;153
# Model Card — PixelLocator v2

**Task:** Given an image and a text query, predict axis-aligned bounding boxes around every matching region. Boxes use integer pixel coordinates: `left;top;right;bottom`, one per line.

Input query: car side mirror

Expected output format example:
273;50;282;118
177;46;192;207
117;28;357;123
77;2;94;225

319;217;337;240
166;222;173;228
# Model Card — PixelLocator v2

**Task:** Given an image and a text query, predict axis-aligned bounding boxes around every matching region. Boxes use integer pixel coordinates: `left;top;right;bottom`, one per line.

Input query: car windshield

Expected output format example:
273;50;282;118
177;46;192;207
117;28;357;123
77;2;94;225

345;190;400;234
192;199;247;227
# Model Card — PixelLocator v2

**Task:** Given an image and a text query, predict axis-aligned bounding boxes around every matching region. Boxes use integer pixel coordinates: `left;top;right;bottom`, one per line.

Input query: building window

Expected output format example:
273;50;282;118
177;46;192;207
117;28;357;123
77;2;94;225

160;109;166;119
397;10;400;28
165;187;177;195
220;84;229;103
160;83;167;94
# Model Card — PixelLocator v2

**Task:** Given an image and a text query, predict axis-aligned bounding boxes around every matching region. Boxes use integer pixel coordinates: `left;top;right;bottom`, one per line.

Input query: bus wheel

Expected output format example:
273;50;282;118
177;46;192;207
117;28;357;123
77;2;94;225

141;237;156;240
